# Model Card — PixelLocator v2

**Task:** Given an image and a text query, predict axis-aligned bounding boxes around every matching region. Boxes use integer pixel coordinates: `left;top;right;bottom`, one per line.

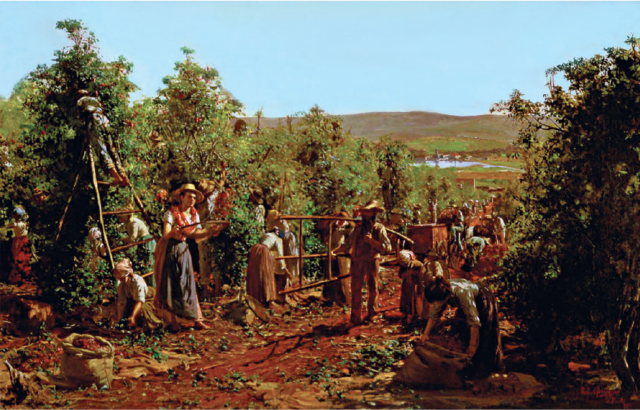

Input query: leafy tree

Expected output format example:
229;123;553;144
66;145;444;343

375;136;414;219
0;19;137;311
495;36;640;393
294;107;378;215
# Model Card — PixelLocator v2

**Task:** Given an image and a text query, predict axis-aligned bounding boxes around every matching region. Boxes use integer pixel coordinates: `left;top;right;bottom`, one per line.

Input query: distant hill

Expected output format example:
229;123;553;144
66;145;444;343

240;111;520;147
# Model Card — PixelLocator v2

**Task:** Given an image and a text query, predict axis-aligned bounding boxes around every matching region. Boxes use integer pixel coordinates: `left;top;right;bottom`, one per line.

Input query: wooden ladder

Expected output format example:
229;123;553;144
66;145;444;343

88;145;157;271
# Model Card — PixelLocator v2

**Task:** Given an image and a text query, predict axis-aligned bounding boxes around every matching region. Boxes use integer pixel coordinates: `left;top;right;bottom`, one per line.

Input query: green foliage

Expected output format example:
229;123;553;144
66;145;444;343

0;19;139;312
209;197;262;287
376;136;414;216
495;39;640;389
345;340;412;376
1;18;507;312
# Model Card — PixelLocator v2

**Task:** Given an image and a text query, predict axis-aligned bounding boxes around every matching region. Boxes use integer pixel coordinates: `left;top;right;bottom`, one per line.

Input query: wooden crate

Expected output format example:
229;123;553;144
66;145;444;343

407;224;449;255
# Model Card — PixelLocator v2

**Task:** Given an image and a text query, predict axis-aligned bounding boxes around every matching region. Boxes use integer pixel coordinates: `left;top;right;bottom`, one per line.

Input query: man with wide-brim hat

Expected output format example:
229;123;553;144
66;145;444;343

195;165;228;293
333;200;392;325
265;209;301;300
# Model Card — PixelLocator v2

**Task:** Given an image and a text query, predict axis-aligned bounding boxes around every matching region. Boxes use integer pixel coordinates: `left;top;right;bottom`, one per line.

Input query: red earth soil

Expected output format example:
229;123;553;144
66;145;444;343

0;254;634;409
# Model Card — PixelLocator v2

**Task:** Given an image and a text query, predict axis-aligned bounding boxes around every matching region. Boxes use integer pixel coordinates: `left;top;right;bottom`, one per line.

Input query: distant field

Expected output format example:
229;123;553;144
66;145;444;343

341;112;519;143
474;179;510;187
456;170;523;181
241;111;520;145
406;136;509;152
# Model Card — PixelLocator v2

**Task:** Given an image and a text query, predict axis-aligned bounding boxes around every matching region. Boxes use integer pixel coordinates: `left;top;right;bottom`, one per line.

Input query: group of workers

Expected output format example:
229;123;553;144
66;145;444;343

244;198;504;375
5;86;506;374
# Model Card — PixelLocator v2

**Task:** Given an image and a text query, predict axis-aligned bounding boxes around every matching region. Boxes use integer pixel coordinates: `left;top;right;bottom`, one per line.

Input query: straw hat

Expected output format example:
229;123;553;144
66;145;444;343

173;183;205;204
360;200;385;214
197;178;218;197
266;209;281;231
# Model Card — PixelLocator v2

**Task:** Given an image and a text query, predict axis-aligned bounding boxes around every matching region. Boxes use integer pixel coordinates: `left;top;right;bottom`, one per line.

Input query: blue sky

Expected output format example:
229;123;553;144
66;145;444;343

1;2;639;118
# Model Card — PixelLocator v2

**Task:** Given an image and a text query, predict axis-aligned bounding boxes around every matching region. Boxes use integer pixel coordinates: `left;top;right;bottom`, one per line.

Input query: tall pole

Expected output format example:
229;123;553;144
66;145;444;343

327;222;333;280
299;219;304;288
88;145;115;270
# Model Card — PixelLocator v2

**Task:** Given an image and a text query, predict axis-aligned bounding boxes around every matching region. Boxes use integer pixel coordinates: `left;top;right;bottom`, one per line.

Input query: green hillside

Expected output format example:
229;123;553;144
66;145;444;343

405;135;509;152
242;111;520;145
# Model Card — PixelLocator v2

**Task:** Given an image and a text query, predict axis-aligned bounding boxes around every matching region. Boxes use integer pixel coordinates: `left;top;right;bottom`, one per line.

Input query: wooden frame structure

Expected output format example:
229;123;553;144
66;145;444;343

277;215;414;295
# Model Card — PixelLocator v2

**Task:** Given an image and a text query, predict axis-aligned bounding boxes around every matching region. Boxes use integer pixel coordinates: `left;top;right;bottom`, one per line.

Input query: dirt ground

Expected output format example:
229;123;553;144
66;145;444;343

0;247;637;409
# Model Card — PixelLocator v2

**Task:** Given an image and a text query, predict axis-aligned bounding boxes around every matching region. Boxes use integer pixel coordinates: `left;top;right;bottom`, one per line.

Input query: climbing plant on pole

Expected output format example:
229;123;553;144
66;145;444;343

0;19;137;312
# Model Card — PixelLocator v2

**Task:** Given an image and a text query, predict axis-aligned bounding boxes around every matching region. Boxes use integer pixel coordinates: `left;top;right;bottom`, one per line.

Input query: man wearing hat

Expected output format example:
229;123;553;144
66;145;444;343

196;163;228;292
76;89;129;187
333;200;392;325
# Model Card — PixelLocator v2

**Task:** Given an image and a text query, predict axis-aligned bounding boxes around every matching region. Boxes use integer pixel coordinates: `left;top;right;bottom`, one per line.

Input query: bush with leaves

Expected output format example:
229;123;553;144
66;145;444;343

0;19;139;312
494;36;640;393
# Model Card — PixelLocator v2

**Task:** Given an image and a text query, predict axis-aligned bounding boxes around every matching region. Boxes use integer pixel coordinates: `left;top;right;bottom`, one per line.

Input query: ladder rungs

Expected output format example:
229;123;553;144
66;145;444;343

111;237;159;253
103;209;143;216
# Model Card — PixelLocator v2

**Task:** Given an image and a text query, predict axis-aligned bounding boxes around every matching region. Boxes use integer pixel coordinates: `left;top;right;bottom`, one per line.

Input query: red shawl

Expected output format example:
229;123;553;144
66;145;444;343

169;206;198;241
153;205;199;309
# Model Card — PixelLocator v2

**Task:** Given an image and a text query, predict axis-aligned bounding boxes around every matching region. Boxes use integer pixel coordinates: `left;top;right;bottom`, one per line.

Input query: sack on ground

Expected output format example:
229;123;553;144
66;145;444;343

60;333;114;389
394;342;471;388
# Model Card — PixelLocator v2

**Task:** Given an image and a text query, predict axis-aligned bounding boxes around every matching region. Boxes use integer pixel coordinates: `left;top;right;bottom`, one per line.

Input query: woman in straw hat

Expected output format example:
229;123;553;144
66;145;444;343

154;183;229;331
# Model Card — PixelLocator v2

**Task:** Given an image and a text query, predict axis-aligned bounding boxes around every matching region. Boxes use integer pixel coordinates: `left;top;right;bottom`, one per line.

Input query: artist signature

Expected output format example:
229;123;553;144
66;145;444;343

580;386;635;408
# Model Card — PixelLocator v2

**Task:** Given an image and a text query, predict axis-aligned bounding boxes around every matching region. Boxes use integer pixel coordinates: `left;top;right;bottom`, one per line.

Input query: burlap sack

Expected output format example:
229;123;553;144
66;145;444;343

60;333;114;389
394;342;472;388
